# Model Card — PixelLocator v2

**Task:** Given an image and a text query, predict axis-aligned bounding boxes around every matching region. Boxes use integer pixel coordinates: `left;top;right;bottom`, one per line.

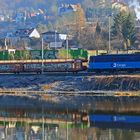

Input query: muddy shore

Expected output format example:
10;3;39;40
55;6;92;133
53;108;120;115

0;74;139;91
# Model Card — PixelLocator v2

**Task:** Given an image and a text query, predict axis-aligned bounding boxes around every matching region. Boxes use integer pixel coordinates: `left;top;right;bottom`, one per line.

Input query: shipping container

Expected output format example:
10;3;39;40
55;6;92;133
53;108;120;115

0;51;9;60
69;48;88;59
44;50;58;59
30;50;42;59
30;50;58;59
0;49;88;60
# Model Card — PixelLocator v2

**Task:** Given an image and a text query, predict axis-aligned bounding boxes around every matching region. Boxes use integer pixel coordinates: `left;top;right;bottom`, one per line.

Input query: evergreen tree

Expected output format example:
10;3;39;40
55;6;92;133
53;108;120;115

112;11;136;50
122;14;135;48
95;22;101;35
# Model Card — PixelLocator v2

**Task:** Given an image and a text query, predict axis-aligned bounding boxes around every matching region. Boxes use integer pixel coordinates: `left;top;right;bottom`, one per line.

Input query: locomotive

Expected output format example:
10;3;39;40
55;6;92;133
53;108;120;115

88;54;140;73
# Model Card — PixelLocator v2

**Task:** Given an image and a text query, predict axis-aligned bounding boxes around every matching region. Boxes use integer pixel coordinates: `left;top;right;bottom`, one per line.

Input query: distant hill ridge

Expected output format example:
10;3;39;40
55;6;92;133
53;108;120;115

0;0;138;19
0;0;133;11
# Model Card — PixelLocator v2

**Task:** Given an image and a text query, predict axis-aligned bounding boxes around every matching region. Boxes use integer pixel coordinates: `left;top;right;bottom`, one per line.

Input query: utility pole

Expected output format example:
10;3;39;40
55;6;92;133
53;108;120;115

41;37;44;73
66;35;69;59
108;15;111;53
4;38;8;50
54;30;57;58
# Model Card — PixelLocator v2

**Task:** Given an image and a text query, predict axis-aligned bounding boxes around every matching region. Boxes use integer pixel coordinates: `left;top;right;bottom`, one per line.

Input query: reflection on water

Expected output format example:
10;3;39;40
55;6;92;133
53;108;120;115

0;124;139;140
0;94;139;139
0;112;139;140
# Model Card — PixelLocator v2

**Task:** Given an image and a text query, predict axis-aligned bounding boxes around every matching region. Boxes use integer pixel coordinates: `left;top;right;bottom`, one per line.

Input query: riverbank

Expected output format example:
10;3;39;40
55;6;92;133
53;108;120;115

0;74;139;114
0;74;139;91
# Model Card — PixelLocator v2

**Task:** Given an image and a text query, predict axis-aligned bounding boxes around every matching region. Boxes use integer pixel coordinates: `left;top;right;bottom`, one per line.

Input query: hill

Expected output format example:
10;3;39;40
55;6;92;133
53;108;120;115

0;0;137;14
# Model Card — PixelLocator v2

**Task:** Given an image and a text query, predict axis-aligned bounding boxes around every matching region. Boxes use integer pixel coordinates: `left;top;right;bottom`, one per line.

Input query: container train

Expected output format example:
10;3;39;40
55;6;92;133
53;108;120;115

88;53;140;73
0;52;139;74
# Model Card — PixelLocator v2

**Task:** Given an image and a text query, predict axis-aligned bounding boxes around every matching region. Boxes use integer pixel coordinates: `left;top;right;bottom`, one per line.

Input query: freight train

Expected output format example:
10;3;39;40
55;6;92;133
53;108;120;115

0;50;139;74
88;53;140;73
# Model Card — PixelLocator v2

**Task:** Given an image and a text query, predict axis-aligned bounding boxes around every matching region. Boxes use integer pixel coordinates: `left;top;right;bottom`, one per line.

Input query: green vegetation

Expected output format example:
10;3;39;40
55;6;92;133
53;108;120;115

112;11;136;50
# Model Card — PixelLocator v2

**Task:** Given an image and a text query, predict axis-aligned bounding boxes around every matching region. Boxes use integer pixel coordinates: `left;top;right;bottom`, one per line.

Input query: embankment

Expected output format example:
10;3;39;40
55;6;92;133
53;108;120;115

0;74;139;91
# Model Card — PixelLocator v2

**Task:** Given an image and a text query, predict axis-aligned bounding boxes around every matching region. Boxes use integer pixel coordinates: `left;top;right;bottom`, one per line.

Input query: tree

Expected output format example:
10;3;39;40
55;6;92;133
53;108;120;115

112;11;136;50
77;26;96;49
94;22;104;50
95;22;101;35
75;4;86;32
122;14;135;49
36;23;48;33
77;24;108;50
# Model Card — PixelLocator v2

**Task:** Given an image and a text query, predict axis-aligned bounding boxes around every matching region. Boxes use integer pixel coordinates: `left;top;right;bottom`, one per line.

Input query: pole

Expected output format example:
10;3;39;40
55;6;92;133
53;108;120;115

109;16;111;53
54;30;57;58
55;30;57;49
5;38;8;50
66;35;69;59
41;37;44;73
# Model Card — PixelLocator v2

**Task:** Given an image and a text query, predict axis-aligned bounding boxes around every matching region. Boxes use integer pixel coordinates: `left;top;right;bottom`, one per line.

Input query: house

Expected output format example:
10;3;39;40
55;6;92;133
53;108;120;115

0;30;15;49
0;15;5;21
15;12;26;23
14;28;40;38
42;31;67;49
58;4;77;15
0;28;40;50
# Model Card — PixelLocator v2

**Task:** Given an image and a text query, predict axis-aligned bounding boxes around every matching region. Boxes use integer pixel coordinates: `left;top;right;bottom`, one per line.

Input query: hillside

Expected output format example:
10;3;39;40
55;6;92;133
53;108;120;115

0;0;138;14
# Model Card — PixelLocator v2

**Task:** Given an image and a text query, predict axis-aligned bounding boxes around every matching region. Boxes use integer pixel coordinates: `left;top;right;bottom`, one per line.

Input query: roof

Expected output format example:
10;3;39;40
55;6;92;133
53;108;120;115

14;28;40;38
14;28;33;37
58;4;77;15
42;31;59;35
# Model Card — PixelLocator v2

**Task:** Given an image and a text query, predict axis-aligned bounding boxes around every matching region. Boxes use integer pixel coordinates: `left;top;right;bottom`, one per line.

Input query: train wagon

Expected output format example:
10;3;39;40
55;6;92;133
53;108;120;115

0;49;88;60
88;54;140;73
0;59;86;73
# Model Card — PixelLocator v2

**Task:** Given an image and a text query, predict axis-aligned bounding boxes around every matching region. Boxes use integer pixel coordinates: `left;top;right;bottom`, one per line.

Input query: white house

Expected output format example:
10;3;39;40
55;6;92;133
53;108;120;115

42;31;67;49
29;29;40;38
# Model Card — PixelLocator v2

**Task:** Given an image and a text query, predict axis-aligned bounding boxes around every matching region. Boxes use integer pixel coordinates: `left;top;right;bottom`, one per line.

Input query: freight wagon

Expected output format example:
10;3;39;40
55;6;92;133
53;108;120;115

0;59;86;73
